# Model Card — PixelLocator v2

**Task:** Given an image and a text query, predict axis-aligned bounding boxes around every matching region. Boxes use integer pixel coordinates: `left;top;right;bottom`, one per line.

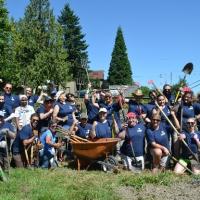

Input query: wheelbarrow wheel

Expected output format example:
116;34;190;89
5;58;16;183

102;155;118;172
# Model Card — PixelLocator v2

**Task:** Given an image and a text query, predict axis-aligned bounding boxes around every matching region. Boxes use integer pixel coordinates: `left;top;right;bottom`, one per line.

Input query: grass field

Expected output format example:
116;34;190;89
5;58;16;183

0;168;197;200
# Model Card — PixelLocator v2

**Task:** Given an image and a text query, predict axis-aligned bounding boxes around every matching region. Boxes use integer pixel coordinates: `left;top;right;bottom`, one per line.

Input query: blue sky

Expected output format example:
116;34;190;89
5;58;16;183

5;0;200;93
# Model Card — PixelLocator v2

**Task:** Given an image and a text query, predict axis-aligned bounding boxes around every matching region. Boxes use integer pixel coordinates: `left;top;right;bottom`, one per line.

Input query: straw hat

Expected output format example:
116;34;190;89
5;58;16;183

132;89;144;97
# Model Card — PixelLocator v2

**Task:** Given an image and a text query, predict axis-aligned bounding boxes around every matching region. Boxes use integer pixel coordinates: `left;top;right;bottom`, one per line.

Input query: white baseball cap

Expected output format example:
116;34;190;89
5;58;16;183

99;108;107;113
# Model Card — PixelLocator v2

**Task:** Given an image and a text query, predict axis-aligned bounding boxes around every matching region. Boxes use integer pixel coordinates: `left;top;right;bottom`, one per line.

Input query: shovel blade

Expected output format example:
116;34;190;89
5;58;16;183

182;63;193;75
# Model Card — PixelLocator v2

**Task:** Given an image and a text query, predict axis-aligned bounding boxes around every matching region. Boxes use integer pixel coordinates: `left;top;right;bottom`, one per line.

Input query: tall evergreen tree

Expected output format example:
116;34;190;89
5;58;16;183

0;0;12;79
108;27;132;85
11;0;70;88
58;3;89;85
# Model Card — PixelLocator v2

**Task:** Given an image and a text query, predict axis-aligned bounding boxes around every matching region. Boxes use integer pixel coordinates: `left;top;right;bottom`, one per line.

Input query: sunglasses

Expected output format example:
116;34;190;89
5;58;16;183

5;87;12;90
187;122;195;125
32;119;39;122
152;119;161;122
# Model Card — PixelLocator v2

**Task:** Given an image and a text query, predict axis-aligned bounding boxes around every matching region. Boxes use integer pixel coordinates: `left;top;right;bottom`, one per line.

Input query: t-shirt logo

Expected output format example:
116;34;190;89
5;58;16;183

137;128;143;132
11;97;14;101
161;131;166;136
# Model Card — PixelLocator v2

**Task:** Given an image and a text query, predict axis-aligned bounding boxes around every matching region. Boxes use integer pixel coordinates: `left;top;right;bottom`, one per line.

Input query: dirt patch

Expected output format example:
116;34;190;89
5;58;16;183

116;180;200;200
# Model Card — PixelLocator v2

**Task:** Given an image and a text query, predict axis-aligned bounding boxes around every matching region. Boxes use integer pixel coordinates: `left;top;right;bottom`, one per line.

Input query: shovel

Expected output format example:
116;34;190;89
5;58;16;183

174;63;193;103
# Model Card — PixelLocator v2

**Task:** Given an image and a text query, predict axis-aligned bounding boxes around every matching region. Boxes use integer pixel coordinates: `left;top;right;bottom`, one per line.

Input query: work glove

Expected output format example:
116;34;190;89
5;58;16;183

0;141;7;148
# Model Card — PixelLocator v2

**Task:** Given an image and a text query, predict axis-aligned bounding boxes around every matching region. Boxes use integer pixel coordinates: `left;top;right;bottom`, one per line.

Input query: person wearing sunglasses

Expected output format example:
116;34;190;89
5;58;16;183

163;84;175;106
174;118;200;174
146;113;180;173
12;113;40;168
39;120;62;169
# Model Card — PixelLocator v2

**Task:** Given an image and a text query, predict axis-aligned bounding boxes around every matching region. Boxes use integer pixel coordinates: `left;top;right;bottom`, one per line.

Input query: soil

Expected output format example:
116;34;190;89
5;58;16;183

116;179;200;200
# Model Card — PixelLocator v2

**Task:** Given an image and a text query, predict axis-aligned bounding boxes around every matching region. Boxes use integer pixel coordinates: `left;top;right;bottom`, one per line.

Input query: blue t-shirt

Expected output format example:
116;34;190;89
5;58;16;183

146;123;171;150
4;93;20;110
128;100;147;116
0;103;13;119
120;123;146;157
99;101;121;128
85;100;99;124
56;101;75;126
76;123;92;139
40;129;56;154
144;101;155;119
181;130;200;158
12;124;33;154
0;122;15;156
28;95;38;107
95;120;111;138
37;104;52;130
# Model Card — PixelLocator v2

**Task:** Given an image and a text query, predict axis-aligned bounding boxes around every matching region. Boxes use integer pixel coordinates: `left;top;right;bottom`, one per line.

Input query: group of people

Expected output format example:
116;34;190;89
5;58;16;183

1;82;200;175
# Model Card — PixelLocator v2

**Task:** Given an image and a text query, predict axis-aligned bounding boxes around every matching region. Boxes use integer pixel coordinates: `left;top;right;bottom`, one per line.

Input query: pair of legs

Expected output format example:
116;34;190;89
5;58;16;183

150;148;169;172
174;158;200;175
121;154;145;171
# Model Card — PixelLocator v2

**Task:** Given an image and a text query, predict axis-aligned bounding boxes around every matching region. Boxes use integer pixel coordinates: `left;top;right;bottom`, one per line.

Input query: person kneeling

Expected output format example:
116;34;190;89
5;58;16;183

118;112;146;171
40;121;62;169
174;118;200;175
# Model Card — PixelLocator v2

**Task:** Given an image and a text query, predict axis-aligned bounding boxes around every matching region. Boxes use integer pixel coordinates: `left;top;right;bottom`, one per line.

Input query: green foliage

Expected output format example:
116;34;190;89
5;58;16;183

108;27;132;85
119;172;173;189
0;169;190;200
58;3;89;87
0;0;12;79
140;86;150;97
4;0;70;89
172;78;187;96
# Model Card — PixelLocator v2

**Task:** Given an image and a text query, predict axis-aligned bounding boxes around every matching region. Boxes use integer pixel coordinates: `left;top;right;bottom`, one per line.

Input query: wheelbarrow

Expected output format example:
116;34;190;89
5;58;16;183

71;138;120;171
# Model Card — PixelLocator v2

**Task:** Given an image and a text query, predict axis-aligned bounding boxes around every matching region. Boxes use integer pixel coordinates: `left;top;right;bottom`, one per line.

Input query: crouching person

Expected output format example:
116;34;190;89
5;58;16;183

0;111;15;172
118;112;146;171
174;118;200;175
40;120;62;169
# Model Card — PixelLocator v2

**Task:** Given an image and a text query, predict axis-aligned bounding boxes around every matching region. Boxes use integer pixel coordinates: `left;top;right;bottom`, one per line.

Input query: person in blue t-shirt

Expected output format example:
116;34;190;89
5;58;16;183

12;113;40;168
53;91;75;130
146;113;179;173
90;108;118;139
25;87;39;107
71;113;92;139
177;91;198;131
125;89;147;123
37;96;54;133
84;84;99;124
0;111;15;171
119;112;146;170
162;84;175;106
174;118;200;175
0;93;13;121
144;90;157;124
3;83;20;110
40;120;62;169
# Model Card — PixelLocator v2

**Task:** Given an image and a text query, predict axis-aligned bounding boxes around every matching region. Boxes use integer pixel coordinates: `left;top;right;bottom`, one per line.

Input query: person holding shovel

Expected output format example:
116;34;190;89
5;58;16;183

174;118;200;175
118;112;146;171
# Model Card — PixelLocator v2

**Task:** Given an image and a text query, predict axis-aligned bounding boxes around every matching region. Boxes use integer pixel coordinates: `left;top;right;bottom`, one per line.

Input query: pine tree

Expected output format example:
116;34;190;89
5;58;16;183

11;0;70;87
108;27;132;85
58;3;89;85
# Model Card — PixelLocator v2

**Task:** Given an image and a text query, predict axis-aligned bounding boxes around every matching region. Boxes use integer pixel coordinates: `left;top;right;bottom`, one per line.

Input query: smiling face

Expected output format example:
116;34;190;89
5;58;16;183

186;118;196;132
127;116;138;127
4;83;12;94
98;111;107;121
157;95;166;106
183;92;193;104
31;116;39;129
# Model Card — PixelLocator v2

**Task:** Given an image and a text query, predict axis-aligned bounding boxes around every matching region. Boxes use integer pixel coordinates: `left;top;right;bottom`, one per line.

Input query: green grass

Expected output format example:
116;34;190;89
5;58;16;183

0;169;192;200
